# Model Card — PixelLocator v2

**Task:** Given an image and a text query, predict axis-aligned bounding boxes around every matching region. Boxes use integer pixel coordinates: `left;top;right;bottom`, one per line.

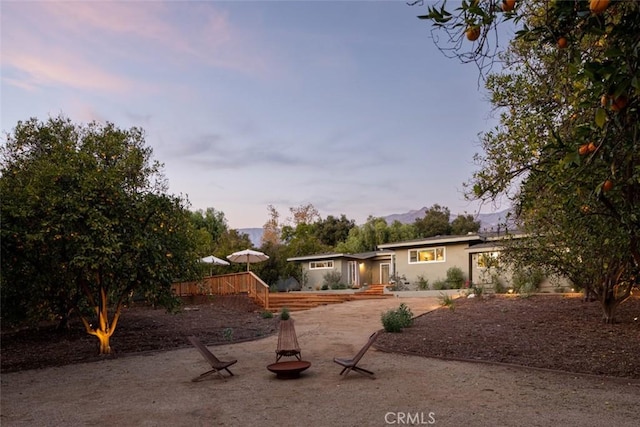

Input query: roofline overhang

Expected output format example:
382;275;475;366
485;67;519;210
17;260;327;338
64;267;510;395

378;234;483;249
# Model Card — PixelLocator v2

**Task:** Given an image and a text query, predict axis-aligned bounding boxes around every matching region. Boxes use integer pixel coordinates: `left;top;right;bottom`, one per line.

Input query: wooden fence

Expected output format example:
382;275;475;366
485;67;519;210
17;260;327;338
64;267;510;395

171;272;270;309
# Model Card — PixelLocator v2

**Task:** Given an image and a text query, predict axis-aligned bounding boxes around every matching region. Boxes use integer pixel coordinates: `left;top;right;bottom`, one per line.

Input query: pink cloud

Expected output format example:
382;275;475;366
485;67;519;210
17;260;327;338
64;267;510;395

1;1;275;94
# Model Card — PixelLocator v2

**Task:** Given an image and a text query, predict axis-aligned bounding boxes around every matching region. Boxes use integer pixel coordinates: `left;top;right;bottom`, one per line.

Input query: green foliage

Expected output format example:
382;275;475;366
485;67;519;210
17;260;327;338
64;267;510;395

446;267;466;289
416;275;430;290
279;307;290;320
432;278;449;290
0;117;200;341
416;0;639;323
492;274;507;294
438;293;455;311
223;327;234;341
381;303;413;332
261;310;274;319
414;204;451;238
397;303;414;327
471;284;484;298
388;273;409;291
322;271;343;289
451;213;481;235
512;268;545;295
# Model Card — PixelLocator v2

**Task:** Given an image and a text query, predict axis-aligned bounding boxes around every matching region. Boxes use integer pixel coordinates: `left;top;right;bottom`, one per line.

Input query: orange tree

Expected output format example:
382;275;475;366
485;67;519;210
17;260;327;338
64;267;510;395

416;0;639;321
0;116;200;353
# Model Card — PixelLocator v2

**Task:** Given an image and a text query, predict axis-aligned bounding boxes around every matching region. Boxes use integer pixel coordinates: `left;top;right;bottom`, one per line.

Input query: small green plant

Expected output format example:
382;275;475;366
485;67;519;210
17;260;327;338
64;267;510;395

261;310;274;319
438;293;455;311
432;278;448;290
280;307;290;320
322;271;343;289
397;303;414;327
321;284;329;290
446;267;466;289
512;268;545;295
381;310;404;332
223;327;234;341
381;303;414;332
492;274;507;294
471;284;484;298
416;275;430;290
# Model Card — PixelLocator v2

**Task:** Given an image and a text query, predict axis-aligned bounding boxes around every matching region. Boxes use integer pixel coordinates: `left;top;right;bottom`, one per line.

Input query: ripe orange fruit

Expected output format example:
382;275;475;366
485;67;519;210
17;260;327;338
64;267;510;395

603;180;614;192
589;0;610;14
600;94;609;107
578;144;589;155
502;0;516;12
466;26;481;41
587;142;597;153
611;95;628;112
557;37;568;49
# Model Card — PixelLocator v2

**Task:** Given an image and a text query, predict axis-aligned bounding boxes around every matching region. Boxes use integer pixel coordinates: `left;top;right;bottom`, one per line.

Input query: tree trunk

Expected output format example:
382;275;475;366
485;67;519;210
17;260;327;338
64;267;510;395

95;329;112;354
600;299;619;324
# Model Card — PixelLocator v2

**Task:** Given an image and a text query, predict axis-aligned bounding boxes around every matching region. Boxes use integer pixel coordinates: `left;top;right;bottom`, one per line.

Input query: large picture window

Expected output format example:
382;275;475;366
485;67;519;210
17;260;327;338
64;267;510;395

309;260;334;269
477;252;500;268
408;247;445;263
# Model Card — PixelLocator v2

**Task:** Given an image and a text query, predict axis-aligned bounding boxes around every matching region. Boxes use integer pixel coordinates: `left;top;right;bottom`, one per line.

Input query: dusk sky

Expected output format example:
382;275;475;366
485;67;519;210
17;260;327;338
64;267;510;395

1;1;514;229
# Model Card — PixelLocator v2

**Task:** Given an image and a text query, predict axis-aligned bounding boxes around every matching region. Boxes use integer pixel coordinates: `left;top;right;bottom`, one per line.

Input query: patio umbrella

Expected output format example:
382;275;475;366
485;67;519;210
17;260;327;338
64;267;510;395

199;255;230;266
226;249;269;271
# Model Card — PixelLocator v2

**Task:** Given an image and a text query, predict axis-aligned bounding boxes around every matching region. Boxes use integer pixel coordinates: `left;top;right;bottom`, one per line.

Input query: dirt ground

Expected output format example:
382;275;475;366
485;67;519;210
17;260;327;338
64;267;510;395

1;294;639;426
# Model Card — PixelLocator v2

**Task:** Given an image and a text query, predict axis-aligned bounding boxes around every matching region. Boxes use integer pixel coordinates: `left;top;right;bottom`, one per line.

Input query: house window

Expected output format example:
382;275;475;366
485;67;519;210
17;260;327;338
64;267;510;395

408;247;445;263
477;252;500;268
309;260;334;269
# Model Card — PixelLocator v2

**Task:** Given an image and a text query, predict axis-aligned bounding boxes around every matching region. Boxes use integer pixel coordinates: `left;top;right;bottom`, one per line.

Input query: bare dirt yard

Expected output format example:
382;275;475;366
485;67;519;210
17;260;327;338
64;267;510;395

1;293;639;426
2;293;638;378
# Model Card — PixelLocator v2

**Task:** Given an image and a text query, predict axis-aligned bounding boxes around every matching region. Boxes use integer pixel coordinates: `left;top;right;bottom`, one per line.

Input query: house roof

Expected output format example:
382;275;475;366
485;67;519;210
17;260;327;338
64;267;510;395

287;249;393;262
377;233;484;249
466;241;506;253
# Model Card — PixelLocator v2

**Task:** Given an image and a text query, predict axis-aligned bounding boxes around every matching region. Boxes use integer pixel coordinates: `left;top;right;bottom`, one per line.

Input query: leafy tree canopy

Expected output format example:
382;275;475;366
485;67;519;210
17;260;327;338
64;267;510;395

0;116;200;352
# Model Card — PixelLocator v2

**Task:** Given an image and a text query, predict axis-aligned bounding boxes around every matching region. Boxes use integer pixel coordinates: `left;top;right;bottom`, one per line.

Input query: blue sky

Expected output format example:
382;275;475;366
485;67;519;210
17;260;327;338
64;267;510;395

1;1;512;229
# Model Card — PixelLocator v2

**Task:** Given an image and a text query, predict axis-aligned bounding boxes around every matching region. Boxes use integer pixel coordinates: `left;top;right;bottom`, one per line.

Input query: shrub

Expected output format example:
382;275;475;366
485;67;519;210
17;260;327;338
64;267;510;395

397;303;414;327
416;275;430;290
280;307;290;320
381;303;414;332
223;327;234;341
261;310;274;319
330;282;348;290
492;274;507;294
388;274;410;291
512;268;545;295
438;293;455;311
471;284;484;298
322;271;343;289
446;267;466;289
432;278;448;290
321;284;329;290
381;310;405;332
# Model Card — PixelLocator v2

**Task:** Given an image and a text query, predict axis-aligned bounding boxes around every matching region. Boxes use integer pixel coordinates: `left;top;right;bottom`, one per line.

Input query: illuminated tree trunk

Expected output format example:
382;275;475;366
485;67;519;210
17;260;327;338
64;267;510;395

80;287;123;355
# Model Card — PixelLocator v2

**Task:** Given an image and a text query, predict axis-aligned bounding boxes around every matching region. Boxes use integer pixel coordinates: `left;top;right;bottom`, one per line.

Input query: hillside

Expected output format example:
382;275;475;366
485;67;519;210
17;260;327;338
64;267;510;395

238;208;513;246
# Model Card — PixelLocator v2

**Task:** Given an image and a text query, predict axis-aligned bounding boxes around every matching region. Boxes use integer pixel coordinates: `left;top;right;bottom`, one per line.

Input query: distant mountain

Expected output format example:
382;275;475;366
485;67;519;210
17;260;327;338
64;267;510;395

237;208;513;247
383;207;514;232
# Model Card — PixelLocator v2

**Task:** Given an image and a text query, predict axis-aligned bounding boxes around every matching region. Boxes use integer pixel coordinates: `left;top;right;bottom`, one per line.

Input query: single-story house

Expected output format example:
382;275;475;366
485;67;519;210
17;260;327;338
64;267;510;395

287;232;570;292
287;250;394;290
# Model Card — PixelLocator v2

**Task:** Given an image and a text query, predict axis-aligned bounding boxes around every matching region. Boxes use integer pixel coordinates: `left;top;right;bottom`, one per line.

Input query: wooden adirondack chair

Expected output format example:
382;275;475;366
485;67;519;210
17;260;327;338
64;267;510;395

333;331;380;378
275;319;302;362
188;336;237;382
